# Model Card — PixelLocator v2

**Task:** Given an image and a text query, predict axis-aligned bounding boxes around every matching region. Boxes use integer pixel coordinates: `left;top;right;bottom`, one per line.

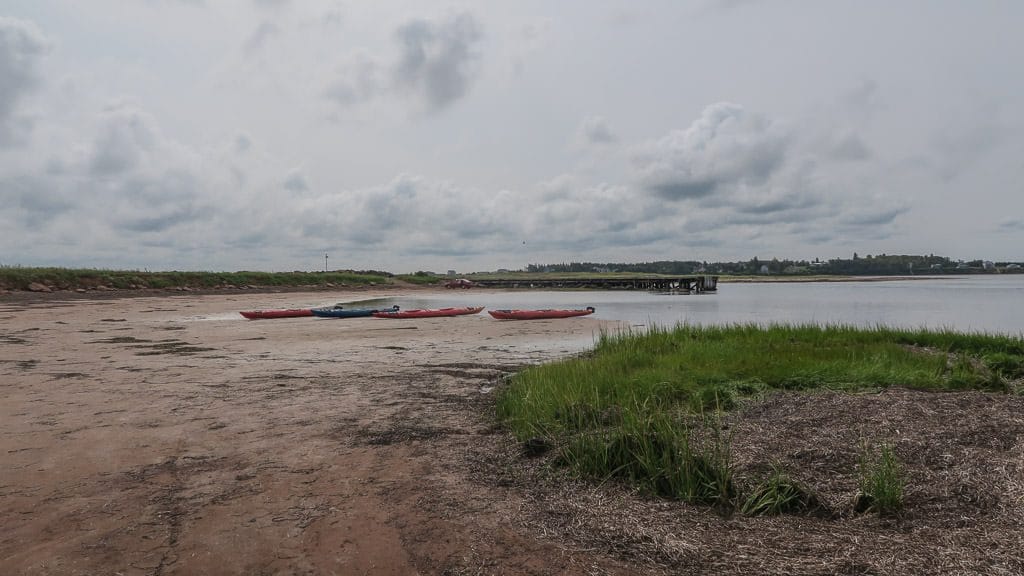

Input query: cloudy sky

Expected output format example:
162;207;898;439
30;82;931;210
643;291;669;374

1;1;1022;273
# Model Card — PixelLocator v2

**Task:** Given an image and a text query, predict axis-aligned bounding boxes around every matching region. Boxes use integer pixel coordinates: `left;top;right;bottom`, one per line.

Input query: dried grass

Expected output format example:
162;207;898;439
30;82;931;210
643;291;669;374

469;388;1024;575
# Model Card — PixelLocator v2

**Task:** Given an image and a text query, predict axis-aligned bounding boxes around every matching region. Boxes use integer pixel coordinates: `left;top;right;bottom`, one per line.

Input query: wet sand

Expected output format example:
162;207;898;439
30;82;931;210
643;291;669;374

0;290;633;575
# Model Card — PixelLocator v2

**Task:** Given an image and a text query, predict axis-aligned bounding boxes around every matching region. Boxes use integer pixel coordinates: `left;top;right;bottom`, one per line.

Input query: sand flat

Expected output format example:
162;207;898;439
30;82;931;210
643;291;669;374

0;290;631;575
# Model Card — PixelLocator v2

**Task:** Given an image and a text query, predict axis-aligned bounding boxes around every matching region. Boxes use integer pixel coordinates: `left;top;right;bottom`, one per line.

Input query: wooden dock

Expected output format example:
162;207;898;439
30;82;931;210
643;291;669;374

468;275;718;293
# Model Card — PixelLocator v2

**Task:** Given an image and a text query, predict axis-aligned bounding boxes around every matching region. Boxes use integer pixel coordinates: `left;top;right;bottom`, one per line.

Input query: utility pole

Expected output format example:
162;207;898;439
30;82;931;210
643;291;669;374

324;253;328;273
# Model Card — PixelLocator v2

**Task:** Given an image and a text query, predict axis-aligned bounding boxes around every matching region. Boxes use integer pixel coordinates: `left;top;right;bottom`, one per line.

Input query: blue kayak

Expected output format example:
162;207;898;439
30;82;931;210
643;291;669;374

311;304;399;318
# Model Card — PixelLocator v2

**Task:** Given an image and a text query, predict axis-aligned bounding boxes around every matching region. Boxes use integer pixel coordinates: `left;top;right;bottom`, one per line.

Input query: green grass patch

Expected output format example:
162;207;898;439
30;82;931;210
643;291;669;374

555;408;735;505
497;323;1023;510
741;467;823;516
855;442;905;516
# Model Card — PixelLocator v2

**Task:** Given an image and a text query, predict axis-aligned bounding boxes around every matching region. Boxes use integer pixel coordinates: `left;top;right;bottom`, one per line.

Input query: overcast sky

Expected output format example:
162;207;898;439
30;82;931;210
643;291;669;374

1;1;1022;273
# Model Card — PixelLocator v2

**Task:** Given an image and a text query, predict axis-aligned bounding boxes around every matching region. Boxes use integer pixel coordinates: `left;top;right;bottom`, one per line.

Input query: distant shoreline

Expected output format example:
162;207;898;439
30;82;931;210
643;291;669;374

718;274;956;283
0;273;995;300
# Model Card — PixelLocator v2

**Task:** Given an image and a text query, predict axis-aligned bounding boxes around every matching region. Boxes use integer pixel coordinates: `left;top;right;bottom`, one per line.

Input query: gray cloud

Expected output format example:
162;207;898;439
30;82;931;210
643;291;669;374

0;173;75;228
392;13;481;111
320;6;343;28
579;116;618;145
635;103;789;201
234;133;252;154
253;0;289;8
648;179;717;200
243;21;280;56
0;17;50;146
0;100;229;266
324;12;482;114
112;171;205;233
283;168;309;193
932;118;1005;182
827;132;870;161
733;192;821;216
707;0;762;11
293;175;522;256
89;106;160;176
839;204;908;227
625;101;916;253
324;51;381;107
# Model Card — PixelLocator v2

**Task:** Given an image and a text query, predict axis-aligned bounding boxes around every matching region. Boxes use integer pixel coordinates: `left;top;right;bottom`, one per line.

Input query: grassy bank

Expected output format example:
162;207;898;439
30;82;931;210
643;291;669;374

497;324;1024;512
0;266;397;291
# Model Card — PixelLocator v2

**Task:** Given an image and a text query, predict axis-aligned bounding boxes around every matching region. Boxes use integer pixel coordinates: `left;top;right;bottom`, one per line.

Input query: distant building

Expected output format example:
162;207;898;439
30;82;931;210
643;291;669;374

983;261;995;270
447;270;457;276
1006;263;1021;270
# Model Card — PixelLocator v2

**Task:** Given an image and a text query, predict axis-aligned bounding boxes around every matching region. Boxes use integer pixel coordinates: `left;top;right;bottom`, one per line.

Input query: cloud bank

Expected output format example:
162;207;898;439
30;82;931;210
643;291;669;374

1;3;1021;271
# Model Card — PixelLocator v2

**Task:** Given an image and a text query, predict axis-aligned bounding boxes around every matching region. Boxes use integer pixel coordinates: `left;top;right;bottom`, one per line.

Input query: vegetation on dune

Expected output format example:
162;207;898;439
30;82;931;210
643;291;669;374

855;442;905;516
741;466;824;516
394;271;446;286
497;323;1023;515
0;266;393;291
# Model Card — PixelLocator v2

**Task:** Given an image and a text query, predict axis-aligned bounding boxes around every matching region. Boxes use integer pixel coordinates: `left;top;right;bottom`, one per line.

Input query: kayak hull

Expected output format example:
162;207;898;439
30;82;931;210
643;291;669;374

487;307;595;320
239;309;314;319
373;306;484;319
311;305;399;318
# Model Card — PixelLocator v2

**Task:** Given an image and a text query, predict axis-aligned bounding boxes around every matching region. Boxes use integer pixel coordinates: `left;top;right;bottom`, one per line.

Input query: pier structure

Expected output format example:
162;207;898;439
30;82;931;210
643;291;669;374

469;275;718;293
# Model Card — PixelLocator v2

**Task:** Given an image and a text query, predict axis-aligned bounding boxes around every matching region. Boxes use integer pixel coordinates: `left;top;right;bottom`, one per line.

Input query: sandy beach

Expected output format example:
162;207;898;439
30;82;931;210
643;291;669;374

3;289;1024;575
0;289;635;575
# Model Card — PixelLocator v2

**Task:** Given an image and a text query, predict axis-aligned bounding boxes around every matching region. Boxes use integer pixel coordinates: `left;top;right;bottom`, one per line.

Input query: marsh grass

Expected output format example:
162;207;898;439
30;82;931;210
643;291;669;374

556;406;735;505
741;467;823;516
497;323;1023;511
855;442;905;516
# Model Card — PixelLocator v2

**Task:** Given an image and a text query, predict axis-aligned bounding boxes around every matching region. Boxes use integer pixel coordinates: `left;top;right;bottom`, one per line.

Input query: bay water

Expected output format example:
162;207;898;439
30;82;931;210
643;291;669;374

356;276;1024;337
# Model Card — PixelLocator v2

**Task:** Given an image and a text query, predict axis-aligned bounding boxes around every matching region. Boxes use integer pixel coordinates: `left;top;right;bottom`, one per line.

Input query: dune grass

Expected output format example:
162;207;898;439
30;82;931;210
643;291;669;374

497;323;1023;509
741;466;823;516
855;442;905;516
394;272;444;286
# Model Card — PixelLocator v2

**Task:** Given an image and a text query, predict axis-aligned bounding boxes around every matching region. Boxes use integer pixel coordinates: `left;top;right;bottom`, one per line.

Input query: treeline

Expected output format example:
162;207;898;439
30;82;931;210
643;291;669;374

526;254;1024;276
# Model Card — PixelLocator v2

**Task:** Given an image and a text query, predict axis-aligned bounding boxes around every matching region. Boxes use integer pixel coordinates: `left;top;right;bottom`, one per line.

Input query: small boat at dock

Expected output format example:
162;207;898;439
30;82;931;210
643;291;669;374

372;306;484;319
488;307;595;320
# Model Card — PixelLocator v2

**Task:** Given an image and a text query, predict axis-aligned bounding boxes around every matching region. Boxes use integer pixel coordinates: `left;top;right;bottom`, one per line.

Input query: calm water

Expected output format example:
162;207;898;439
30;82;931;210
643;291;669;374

348;276;1024;337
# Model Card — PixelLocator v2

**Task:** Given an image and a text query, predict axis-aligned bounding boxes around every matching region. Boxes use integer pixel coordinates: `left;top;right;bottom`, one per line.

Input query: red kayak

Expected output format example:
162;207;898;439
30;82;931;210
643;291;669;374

488;307;595;320
239;308;314;319
372;306;484;319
